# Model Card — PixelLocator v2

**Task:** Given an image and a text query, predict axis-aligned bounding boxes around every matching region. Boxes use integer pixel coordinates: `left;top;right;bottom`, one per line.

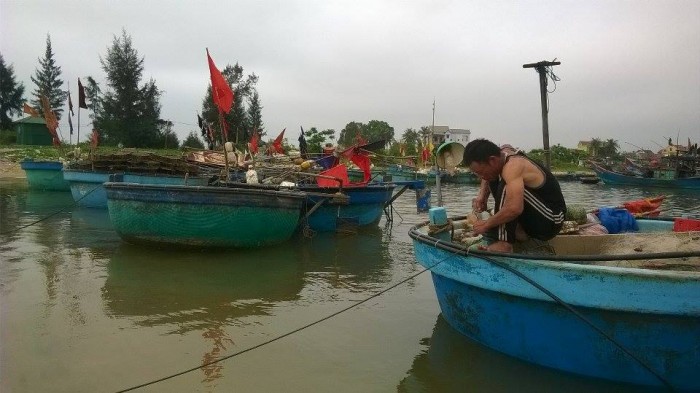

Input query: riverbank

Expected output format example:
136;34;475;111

0;158;24;179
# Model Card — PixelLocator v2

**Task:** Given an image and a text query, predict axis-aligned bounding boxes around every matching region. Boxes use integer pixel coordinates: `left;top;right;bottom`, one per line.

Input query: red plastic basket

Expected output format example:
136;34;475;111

673;218;700;232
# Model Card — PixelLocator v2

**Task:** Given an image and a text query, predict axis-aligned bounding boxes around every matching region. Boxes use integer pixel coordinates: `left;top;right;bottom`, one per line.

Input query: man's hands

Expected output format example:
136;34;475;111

471;196;487;213
471;219;489;235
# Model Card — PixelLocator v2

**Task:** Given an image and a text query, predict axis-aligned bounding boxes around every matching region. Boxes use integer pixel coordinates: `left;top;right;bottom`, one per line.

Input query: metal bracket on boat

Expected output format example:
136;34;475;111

382;180;426;222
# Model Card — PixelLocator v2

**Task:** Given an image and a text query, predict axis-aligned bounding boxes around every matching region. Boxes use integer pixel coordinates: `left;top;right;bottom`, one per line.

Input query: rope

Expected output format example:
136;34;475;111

475;252;674;391
115;251;458;393
0;184;101;236
411;227;675;392
427;219;453;236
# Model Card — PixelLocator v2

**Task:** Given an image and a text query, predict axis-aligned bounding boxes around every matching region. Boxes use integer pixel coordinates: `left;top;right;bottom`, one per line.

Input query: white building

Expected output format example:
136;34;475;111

430;126;471;146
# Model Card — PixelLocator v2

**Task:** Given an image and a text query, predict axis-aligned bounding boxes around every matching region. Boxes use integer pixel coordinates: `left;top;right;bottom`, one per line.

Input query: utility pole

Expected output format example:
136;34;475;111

523;60;561;170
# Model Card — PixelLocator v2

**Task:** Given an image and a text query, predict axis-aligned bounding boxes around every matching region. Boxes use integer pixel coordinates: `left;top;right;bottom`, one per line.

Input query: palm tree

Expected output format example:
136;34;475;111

602;138;619;157
589;138;602;157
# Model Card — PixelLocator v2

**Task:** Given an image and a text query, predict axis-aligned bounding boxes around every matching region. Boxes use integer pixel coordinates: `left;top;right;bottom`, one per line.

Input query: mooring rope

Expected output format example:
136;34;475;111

115;245;459;392
419;235;675;392
0;184;101;236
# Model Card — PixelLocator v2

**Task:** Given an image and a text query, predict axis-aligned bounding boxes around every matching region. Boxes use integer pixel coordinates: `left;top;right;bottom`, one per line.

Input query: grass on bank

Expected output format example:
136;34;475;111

0;144;184;163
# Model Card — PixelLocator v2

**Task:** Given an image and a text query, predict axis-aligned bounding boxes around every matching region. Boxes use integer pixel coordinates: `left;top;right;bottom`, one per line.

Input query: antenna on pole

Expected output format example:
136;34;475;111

523;59;561;170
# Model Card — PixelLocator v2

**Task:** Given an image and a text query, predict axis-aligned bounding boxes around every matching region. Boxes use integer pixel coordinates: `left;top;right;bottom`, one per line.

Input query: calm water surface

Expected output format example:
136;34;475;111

1;178;698;392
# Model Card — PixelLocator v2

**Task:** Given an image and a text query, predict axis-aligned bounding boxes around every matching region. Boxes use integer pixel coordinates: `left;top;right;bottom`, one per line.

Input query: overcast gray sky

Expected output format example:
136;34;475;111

2;0;699;151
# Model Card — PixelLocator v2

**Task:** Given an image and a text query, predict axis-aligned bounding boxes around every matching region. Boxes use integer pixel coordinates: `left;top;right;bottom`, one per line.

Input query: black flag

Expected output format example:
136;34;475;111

78;78;88;109
298;126;308;159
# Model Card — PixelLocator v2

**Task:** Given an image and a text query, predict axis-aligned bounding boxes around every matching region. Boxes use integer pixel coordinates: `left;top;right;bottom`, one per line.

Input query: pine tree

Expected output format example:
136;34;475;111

97;30;162;147
201;62;258;145
0;53;26;130
30;34;67;120
247;91;264;137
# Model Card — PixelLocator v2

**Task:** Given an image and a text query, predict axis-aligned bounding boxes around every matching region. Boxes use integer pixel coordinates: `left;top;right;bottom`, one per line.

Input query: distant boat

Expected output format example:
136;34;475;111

387;165;443;184
410;215;700;391
442;169;480;185
63;169;211;208
104;182;307;248
591;162;700;189
579;175;600;184
20;159;70;191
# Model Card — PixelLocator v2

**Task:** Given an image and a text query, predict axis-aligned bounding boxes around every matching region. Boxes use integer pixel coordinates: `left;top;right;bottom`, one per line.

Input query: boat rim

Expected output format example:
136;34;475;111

103;181;308;199
409;216;700;267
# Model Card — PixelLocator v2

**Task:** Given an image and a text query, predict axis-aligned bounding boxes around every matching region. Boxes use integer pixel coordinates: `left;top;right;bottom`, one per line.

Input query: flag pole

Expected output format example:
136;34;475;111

219;110;230;178
77;106;81;146
67;81;72;145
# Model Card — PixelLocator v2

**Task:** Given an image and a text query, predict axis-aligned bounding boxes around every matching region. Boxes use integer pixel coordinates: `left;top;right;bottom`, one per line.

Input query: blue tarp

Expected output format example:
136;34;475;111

597;208;638;234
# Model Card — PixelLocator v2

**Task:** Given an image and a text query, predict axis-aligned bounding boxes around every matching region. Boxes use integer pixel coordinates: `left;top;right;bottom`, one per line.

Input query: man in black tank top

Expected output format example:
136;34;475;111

463;138;566;253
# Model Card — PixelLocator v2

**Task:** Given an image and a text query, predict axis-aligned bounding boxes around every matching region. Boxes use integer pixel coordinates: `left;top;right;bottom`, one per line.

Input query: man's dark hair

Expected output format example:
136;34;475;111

463;138;501;165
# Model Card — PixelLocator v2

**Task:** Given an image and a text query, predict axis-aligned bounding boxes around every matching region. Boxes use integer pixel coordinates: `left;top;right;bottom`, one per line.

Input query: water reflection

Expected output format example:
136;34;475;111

298;227;393;292
103;244;307;384
67;208;121;255
398;315;661;393
102;245;305;330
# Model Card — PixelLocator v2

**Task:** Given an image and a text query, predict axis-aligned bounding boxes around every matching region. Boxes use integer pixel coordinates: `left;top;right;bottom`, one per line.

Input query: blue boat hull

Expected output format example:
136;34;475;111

593;166;700;189
20;160;70;191
300;184;395;232
411;221;700;391
63;169;210;208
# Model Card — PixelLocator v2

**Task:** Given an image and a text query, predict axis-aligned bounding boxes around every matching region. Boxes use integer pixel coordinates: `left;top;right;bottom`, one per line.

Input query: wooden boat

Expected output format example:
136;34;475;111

104;182;307;248
442;169;480;185
297;183;396;232
19;159;70;191
591;162;700;189
410;216;700;391
387;165;444;184
63;169;212;208
579;175;600;184
221;181;407;233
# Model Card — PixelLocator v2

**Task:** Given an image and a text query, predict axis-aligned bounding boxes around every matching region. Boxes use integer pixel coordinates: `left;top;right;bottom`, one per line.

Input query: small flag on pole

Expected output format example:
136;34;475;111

23;103;39;117
206;49;234;114
250;129;259;155
40;95;60;146
68;92;74;116
78;79;88;109
270;128;285;155
298;126;308;159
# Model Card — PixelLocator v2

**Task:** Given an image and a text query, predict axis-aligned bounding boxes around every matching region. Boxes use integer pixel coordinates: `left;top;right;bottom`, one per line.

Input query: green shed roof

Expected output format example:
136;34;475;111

14;116;47;125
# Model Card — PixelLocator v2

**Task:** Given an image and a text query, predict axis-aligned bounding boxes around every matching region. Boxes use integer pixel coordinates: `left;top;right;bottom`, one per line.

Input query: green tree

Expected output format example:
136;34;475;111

400;128;421;156
96;30;163;147
364;120;394;144
600;138;619;158
30;34;67;120
418;126;431;141
182;131;205;149
303;127;336;153
0;53;25;130
201;63;258;145
156;120;179;149
338;121;365;146
247;91;264;136
589;138;602;157
83;76;102;121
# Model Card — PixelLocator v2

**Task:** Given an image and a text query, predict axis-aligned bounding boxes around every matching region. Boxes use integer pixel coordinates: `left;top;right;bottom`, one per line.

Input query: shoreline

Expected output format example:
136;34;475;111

0;159;25;179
